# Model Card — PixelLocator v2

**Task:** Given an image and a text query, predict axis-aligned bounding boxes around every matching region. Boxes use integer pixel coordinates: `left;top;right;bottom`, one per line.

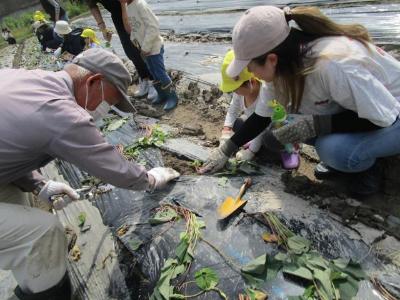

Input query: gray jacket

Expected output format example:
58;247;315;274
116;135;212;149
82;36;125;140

0;68;149;191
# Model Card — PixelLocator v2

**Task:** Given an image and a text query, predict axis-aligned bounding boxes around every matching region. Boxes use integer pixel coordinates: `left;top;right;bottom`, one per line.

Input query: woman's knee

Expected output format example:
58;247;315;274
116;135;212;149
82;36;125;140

315;135;374;172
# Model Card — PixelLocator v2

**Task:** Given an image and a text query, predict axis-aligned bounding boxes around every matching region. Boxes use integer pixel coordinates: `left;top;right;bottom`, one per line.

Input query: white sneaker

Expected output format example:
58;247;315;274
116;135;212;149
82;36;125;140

147;82;158;101
134;79;149;97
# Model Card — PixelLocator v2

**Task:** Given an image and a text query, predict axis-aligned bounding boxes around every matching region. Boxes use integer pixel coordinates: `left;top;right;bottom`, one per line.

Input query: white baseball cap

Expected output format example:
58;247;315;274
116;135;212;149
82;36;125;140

227;6;291;78
54;20;72;35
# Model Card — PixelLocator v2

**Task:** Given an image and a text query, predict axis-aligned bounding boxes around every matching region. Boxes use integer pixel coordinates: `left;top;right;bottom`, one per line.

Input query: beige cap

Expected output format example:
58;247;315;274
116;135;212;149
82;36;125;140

227;6;290;77
54;20;72;35
72;48;135;113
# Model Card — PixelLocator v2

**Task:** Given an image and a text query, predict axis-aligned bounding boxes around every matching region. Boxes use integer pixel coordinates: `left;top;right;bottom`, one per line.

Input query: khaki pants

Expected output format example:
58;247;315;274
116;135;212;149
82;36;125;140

0;184;67;294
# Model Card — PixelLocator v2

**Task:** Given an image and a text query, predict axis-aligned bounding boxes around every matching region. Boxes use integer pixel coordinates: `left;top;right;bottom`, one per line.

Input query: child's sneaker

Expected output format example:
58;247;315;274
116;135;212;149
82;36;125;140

147;82;158;101
281;151;300;170
134;79;149;98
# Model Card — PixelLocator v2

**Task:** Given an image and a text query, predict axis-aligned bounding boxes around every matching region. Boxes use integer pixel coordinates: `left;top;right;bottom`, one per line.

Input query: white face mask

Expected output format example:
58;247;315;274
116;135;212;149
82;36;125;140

85;80;111;121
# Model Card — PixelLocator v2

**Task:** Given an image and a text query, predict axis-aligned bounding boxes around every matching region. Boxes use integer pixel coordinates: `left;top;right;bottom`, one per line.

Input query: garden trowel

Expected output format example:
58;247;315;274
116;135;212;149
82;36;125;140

217;178;252;219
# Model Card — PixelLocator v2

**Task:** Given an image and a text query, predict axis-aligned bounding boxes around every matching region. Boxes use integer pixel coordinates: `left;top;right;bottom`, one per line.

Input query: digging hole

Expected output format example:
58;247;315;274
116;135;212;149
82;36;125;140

161;150;199;175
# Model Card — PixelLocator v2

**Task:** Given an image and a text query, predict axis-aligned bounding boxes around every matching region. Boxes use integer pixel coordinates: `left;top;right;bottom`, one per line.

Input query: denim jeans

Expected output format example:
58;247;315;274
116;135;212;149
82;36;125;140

314;118;400;173
145;46;172;87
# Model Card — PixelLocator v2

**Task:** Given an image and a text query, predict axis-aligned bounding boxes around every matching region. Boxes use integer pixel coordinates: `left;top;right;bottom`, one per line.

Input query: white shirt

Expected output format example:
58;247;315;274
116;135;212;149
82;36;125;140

126;0;163;55
256;36;400;127
226;84;272;153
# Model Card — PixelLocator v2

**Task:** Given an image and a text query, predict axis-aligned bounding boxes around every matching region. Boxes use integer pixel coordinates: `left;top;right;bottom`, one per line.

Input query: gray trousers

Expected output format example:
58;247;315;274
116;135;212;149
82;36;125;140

0;184;67;294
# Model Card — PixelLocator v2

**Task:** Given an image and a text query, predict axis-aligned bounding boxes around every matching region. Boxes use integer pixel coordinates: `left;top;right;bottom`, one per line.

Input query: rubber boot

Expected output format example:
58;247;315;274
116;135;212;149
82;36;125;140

14;272;72;300
348;160;384;199
151;82;167;105
162;83;179;111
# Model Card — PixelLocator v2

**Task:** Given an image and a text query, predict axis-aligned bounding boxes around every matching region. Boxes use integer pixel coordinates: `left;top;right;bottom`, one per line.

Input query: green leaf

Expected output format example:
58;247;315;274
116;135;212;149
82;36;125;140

194;267;219;290
241;254;268;288
287;235;311;254
218;177;228;186
303;285;316;298
106;118;127;131
266;255;282;281
128;237;143;251
151;258;178;300
313;269;334;300
342;260;367;280
196;220;206;229
242;254;268;276
171;264;186;279
332;258;350;269
274;252;289;262
149;208;178;225
245;288;268;300
78;212;86;227
283;265;313;281
305;253;330;271
334;276;360;299
175;236;194;264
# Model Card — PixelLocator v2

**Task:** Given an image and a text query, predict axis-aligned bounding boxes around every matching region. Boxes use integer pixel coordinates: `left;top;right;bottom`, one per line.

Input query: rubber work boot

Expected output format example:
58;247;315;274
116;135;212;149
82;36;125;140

133;79;149;98
14;272;72;300
348;160;384;199
162;83;179;111
147;81;159;102
314;162;343;180
150;81;166;105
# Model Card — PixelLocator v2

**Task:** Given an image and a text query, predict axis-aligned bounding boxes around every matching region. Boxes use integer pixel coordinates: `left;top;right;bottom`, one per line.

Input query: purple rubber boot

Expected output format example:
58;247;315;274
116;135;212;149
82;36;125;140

281;151;300;170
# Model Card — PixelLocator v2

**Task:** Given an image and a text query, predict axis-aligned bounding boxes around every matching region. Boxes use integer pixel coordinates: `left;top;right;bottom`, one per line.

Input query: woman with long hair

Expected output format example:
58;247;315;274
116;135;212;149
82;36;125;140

200;6;400;197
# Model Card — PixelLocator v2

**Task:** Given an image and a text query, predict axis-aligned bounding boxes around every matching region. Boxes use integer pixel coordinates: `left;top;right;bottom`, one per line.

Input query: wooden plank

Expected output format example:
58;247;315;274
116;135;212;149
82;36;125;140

41;163;130;300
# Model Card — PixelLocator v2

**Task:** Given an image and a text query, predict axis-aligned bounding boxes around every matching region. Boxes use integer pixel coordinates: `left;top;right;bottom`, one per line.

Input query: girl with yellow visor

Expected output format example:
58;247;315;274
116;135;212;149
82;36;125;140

219;50;266;161
81;28;101;49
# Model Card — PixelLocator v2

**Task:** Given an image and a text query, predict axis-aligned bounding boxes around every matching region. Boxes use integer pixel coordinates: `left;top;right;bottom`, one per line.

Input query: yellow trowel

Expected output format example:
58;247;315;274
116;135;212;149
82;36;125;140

217;178;252;219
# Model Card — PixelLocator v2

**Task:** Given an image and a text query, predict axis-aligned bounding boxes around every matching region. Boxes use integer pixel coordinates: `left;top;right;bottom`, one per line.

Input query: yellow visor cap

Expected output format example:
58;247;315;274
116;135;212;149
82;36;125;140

81;28;100;44
33;11;46;22
219;49;254;93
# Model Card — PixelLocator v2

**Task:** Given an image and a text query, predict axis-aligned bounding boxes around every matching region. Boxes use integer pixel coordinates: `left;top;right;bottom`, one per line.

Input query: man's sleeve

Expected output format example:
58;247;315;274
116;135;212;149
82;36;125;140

12;170;45;192
48;113;150;191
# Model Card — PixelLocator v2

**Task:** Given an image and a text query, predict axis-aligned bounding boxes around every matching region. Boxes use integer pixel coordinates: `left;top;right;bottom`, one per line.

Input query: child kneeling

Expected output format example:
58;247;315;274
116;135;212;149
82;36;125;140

219;50;299;168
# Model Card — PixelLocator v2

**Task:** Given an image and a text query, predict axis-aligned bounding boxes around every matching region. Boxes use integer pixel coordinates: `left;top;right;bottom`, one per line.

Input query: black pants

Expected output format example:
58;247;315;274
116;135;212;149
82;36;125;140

111;10;152;80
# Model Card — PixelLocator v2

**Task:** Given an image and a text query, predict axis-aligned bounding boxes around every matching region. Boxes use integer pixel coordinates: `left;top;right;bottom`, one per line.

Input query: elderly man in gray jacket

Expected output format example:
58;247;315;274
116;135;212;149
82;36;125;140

0;48;179;300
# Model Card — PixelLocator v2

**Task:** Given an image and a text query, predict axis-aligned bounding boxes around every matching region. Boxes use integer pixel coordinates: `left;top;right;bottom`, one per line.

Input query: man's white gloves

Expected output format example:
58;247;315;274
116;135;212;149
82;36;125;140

38;180;80;210
235;148;255;161
219;130;234;145
147;167;180;191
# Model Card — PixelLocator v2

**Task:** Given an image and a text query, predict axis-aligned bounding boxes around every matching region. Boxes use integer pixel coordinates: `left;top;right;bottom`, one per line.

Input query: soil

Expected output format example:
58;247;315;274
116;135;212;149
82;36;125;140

162;103;221;141
161;150;198;175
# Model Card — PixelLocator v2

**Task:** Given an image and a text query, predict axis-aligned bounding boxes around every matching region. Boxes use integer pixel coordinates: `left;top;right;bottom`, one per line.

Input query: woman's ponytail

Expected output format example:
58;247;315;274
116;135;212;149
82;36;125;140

290;6;371;46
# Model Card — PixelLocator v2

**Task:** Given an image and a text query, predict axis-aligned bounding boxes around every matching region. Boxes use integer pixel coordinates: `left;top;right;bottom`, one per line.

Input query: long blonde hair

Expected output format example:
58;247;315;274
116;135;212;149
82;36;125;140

252;6;372;112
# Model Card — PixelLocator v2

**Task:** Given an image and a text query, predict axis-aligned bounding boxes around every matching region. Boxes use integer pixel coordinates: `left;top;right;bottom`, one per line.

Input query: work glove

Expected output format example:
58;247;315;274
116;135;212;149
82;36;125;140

236;148;255;161
272;114;331;145
147;167;180;191
38;180;80;210
198;148;229;174
219;130;234;146
199;139;238;174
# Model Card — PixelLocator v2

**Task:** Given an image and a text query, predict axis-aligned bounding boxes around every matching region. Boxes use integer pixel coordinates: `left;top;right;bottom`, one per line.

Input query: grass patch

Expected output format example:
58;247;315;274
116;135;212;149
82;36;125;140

0;1;89;49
